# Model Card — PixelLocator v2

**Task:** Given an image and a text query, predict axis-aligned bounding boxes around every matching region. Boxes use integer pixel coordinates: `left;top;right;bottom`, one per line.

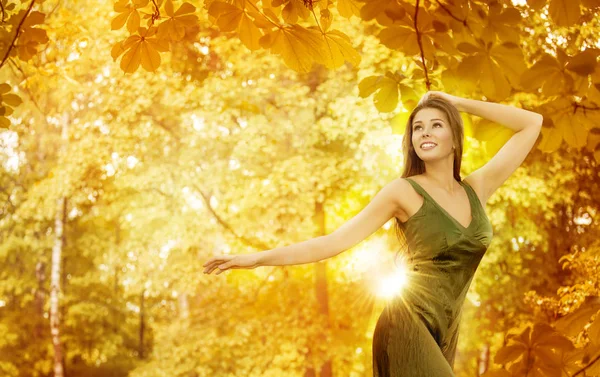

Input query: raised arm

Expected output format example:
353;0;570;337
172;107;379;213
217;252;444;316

256;178;405;266
455;97;543;203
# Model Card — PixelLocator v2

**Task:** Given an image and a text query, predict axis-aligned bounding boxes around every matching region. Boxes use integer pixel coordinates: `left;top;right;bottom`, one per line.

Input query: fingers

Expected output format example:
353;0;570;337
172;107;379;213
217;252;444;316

204;260;224;275
203;255;233;275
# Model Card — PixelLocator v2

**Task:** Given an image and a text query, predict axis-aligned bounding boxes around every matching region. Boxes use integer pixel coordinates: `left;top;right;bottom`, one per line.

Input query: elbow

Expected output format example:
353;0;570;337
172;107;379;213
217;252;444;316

535;113;543;128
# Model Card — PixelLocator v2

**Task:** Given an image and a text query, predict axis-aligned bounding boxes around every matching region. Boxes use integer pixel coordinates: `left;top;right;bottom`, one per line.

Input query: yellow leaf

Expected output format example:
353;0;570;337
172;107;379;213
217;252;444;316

120;44;141;73
373;76;398;112
538;126;563;153
208;2;243;32
0;83;12;94
520;54;566;96
565;48;600;75
111;10;131;30
360;0;389;21
457;42;481;54
238;13;262;51
337;0;362;18
555;110;588;148
378;25;414;50
398;83;419;109
114;0;130;12
146;37;170;52
165;0;174;16
489;43;527;88
140;42;161;71
111;41;126;61
2;94;22;107
358;76;381;98
548;0;581;27
527;0;546;10
175;14;198;26
321;29;361;69
532;347;560;368
247;10;274;28
259;25;324;73
281;0;310;24
480;55;511;100
27;28;48;44
389;110;410;134
22;11;45;28
117;27;164;73
473;118;514;155
158;1;197;40
320;8;332;32
174;2;196;16
379;25;435;58
456;55;483;82
159;17;184;40
127;10;141;33
494;344;527;364
0;116;10;128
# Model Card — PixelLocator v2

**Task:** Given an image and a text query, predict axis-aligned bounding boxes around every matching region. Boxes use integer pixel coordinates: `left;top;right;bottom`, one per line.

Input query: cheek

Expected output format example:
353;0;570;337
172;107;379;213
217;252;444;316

439;129;453;143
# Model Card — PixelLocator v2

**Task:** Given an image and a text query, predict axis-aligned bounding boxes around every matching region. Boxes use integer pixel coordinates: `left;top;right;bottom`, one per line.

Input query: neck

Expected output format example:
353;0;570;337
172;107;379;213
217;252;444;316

422;158;458;193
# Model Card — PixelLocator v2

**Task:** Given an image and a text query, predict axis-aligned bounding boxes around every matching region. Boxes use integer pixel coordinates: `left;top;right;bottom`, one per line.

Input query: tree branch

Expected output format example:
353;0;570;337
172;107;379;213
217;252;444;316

414;0;431;90
573;351;600;377
0;0;36;69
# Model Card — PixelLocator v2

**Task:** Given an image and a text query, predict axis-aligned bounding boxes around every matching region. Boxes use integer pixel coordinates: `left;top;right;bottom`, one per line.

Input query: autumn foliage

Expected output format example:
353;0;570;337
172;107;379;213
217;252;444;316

1;0;600;376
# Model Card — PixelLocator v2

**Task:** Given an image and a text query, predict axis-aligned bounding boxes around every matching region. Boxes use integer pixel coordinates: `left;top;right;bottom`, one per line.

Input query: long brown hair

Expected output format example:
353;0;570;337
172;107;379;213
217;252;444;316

392;96;465;266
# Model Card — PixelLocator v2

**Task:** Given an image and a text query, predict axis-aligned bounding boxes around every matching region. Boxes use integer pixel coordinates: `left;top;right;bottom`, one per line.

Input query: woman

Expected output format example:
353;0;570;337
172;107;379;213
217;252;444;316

203;91;543;376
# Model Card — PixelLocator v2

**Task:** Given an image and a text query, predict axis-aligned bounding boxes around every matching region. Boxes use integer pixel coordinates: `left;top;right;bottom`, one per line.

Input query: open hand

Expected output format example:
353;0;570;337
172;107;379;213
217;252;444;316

203;254;260;275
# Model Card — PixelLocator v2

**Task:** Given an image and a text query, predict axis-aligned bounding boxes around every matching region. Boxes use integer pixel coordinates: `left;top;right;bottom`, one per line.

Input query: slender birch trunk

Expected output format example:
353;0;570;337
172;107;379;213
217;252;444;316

50;196;66;377
50;114;69;377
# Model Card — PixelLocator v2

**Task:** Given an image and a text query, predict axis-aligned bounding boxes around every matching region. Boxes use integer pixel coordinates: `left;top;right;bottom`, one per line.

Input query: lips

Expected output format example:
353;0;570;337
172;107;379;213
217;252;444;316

420;142;437;149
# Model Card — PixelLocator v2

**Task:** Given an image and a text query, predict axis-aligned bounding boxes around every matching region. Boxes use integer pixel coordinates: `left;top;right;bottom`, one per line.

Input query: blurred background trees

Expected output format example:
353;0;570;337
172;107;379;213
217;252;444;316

1;0;599;376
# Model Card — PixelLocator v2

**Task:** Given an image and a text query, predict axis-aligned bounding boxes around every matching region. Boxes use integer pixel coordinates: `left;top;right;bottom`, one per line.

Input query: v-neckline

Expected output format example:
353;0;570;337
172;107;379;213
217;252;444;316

406;178;476;232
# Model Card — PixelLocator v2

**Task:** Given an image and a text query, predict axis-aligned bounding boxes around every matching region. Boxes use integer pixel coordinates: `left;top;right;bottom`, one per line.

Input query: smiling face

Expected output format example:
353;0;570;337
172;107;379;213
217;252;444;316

411;107;454;161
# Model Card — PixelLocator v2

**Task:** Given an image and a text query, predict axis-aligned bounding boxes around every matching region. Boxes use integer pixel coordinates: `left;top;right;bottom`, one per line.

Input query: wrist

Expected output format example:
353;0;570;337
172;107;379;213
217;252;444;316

255;250;269;267
455;97;469;112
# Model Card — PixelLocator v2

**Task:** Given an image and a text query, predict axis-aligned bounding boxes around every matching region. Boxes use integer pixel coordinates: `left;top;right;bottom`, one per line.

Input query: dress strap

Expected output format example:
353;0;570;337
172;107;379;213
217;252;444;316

404;177;478;218
460;180;483;212
403;177;429;198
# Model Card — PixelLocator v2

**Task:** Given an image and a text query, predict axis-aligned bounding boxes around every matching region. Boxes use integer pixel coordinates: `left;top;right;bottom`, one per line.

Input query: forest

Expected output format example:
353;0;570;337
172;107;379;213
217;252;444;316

0;0;599;376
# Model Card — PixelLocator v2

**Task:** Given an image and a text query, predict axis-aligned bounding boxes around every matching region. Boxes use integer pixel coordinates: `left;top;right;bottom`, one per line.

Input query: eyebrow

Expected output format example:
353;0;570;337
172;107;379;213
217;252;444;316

413;118;445;125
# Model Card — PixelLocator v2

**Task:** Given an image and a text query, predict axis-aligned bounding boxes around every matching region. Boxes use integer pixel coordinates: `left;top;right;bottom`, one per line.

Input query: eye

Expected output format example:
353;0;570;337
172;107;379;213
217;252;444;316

434;122;442;127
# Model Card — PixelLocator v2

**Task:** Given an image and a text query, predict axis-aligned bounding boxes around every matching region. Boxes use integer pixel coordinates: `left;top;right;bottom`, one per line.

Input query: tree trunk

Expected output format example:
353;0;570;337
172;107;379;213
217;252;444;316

50;114;69;377
139;290;145;359
178;292;189;319
303;199;333;377
34;261;46;339
478;342;490;376
50;196;66;377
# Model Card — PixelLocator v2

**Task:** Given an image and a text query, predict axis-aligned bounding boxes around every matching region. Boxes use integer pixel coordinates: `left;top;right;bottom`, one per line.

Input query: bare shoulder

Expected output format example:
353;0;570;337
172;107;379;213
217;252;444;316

388;177;420;220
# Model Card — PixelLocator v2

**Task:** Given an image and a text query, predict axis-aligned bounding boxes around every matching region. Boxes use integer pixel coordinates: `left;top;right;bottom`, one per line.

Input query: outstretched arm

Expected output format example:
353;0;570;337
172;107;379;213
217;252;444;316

203;179;406;275
255;178;404;267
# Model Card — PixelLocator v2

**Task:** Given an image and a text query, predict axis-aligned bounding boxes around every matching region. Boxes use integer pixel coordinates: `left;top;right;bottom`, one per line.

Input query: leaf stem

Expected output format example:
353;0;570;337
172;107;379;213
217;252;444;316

413;0;431;91
0;0;35;69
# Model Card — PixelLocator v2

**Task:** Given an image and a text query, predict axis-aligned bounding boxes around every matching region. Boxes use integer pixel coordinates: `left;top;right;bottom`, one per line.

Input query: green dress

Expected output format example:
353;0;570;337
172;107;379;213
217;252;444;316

373;177;494;377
